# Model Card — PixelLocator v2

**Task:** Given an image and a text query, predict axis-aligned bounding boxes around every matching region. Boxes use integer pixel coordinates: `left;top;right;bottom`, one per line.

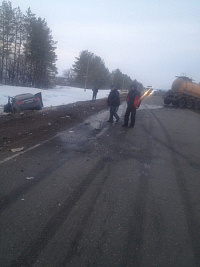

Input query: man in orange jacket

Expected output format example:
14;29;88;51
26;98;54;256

122;83;141;128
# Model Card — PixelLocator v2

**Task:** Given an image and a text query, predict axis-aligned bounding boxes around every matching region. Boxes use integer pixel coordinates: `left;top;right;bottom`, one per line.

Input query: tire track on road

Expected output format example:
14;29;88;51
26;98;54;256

149;110;200;266
60;165;111;266
121;110;154;266
0;151;70;213
9;156;109;267
141;124;199;171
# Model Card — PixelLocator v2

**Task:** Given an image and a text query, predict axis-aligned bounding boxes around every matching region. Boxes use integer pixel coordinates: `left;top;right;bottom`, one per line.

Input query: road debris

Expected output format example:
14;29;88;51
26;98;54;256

10;147;24;152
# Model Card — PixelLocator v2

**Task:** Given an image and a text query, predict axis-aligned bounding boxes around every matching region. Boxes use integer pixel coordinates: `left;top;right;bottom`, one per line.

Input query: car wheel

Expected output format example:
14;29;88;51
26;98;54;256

37;103;42;110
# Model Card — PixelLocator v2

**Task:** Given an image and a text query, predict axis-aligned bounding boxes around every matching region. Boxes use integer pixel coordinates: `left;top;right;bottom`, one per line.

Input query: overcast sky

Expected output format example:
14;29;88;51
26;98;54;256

10;0;200;89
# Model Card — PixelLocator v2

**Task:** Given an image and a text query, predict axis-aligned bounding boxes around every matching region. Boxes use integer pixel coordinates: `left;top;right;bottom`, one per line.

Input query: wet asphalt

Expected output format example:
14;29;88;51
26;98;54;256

0;96;200;266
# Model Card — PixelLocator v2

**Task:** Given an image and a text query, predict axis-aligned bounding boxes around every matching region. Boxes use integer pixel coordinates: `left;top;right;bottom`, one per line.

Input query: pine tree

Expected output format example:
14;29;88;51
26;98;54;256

10;6;25;85
72;50;110;88
0;0;14;84
111;69;124;89
0;1;58;88
24;16;57;88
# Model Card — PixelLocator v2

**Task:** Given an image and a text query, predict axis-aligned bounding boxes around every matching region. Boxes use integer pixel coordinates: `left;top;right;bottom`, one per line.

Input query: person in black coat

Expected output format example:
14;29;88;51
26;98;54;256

107;85;120;123
122;83;141;128
92;86;98;101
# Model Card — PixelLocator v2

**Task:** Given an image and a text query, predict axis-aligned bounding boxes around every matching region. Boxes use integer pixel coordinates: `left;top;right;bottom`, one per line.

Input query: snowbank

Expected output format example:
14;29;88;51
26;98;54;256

0;85;110;113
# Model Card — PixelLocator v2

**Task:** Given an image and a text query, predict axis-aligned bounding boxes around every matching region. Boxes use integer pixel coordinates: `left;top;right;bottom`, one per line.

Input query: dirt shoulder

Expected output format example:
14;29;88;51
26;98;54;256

0;98;112;152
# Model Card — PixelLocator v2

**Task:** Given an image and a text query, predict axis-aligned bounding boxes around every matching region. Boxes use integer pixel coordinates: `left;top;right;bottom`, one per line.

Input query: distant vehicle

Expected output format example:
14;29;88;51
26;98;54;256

4;92;43;113
163;76;200;109
153;89;165;96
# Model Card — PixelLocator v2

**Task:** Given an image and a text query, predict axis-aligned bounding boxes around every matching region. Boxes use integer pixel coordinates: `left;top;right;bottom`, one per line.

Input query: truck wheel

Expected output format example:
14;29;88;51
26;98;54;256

164;99;171;105
172;100;178;106
178;98;186;108
194;101;200;110
186;99;194;109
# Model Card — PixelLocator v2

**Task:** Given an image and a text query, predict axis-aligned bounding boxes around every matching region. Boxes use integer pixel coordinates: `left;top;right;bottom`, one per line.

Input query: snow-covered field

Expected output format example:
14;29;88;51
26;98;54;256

0;85;110;114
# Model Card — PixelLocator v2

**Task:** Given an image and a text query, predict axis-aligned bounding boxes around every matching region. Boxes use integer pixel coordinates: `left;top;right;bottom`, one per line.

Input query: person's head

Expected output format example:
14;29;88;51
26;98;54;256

110;84;115;90
130;83;137;90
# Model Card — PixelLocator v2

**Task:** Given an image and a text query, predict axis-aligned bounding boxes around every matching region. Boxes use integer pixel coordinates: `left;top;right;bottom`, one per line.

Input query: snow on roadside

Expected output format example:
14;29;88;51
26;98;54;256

0;85;110;114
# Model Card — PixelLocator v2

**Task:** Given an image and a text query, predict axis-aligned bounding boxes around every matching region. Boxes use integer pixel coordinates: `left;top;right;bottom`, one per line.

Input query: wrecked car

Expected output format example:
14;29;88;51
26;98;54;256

3;92;43;113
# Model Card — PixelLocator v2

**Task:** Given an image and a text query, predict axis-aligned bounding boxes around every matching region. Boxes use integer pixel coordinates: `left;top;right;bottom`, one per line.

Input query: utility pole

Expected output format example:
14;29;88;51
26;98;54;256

122;77;125;91
84;57;90;92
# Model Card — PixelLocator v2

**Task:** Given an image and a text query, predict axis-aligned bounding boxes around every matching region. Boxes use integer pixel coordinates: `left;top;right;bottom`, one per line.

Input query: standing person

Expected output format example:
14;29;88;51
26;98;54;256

107;85;120;123
92;86;98;101
122;83;141;128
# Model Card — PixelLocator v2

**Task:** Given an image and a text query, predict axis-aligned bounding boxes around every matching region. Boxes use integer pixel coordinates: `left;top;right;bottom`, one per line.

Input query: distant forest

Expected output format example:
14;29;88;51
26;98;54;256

0;0;144;90
0;0;57;88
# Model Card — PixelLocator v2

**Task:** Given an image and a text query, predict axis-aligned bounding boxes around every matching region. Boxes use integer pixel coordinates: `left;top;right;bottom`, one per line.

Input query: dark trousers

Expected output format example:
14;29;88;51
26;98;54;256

124;106;136;126
92;93;97;100
109;106;119;121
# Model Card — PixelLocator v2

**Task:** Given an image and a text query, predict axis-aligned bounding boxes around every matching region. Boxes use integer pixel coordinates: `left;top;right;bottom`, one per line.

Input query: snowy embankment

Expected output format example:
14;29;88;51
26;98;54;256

0;85;110;114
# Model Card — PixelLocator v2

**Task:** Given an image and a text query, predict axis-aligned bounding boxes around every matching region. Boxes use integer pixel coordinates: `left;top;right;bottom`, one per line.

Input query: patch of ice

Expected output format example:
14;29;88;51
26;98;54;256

139;104;163;110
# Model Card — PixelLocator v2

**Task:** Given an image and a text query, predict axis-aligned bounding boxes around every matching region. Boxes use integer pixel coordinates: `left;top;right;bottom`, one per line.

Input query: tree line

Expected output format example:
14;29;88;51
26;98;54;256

0;0;57;88
59;50;144;91
0;0;144;91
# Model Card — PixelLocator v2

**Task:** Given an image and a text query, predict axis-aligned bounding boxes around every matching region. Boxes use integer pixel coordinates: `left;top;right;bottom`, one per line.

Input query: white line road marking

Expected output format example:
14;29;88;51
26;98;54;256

0;110;111;166
0;131;66;165
0;144;41;165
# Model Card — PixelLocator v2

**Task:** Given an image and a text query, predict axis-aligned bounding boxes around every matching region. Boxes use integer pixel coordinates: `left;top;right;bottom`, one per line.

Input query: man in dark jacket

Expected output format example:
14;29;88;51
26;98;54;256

107;85;120;123
92;86;98;101
122;83;141;128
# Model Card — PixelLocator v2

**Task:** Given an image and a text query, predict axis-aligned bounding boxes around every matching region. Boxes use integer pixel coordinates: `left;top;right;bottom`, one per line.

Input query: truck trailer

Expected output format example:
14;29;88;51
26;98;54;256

163;76;200;109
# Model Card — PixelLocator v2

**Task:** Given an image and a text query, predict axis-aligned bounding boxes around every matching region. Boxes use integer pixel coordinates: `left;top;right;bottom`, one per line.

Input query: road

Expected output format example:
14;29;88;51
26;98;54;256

1;95;200;267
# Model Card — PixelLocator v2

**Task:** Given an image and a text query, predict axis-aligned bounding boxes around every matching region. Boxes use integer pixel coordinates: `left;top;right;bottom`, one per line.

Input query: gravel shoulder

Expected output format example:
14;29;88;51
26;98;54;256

0;98;111;152
1;94;199;153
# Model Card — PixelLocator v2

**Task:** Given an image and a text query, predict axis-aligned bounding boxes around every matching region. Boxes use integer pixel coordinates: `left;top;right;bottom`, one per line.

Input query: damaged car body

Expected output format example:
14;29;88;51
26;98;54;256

4;92;43;113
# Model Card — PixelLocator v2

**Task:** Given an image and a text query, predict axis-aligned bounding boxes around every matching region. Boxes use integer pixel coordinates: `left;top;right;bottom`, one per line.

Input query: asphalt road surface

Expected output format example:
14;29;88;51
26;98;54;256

1;95;200;267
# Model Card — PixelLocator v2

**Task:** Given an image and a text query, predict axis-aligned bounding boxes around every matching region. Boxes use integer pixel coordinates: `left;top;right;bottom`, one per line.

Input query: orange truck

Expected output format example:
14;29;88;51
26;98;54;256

163;76;200;109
